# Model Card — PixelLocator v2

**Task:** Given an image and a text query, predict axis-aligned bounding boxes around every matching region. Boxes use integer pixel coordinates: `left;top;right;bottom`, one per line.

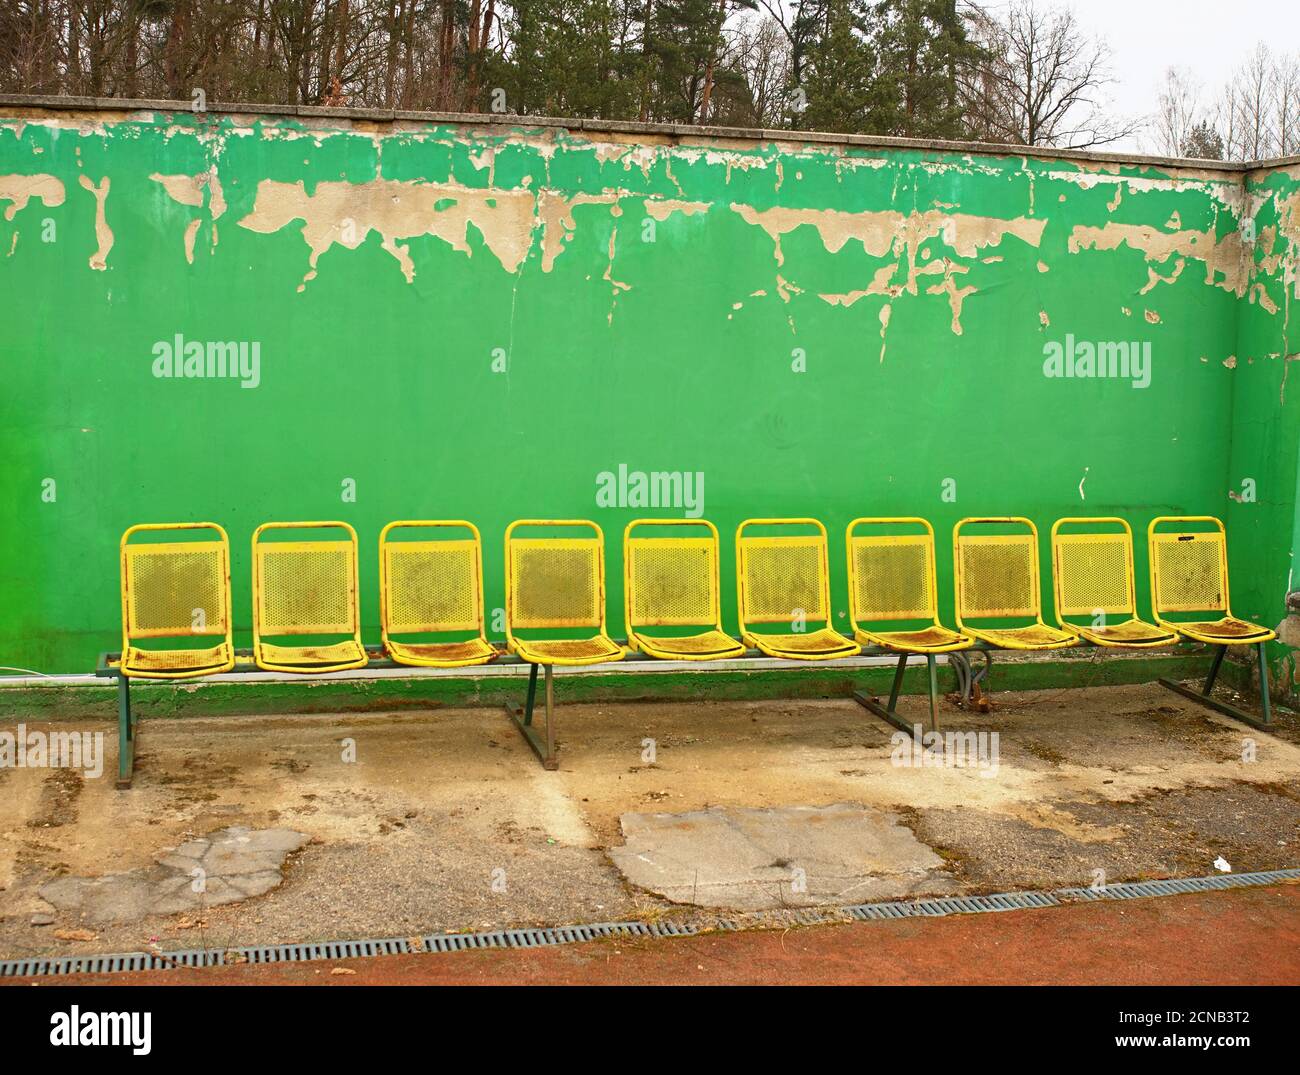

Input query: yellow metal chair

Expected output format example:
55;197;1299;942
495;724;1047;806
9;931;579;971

735;518;859;660
624;519;744;660
505;519;624;666
252;521;368;673
1050;517;1178;647
953;517;1078;650
379;520;498;668
845;517;972;731
504;519;624;769
119;522;235;679
1148;516;1275;726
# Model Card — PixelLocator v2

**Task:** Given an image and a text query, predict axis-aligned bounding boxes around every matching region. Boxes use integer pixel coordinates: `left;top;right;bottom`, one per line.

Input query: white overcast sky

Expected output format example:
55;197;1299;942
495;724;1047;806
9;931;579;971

989;0;1297;151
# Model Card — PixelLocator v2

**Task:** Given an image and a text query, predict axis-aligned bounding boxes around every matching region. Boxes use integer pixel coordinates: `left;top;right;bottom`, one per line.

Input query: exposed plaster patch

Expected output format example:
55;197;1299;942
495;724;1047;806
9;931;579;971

642;199;710;222
733;204;1046;262
538;190;618;273
1068;222;1250;297
151;172;205;207
1249;282;1280;314
183;218;201;263
77;174;112;270
738;203;1044;331
1139;258;1185;294
0;173;64;220
152;170;227;263
239;176;542;286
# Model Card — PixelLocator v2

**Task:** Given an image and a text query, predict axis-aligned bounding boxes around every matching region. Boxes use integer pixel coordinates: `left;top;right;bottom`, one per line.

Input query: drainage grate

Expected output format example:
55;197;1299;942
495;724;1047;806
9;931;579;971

3;867;1296;979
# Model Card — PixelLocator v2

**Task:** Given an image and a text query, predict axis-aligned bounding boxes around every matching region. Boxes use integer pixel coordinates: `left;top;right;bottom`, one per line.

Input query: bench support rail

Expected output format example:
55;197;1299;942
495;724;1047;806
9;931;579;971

1158;641;1272;730
853;653;941;734
507;662;558;769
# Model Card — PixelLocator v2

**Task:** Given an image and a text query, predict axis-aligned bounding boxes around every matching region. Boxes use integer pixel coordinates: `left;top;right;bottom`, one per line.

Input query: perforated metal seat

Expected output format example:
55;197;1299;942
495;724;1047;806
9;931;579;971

624;520;744;661
846;517;973;654
1148;518;1275;645
252;521;368;673
119;523;236;680
736;519;860;661
380;521;499;668
1050;517;1177;647
954;518;1078;651
256;639;366;667
386;638;499;665
512;636;626;663
506;520;625;666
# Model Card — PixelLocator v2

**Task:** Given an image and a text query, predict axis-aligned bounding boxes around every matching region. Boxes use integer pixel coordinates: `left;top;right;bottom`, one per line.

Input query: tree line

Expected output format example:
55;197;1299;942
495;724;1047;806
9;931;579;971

1;0;1295;159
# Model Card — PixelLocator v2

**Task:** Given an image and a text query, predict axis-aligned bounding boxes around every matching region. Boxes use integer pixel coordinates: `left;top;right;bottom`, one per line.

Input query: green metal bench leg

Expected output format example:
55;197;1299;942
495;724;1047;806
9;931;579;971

115;672;136;790
507;662;558;770
1203;644;1227;695
887;653;907;714
1157;642;1271;730
853;653;922;735
1257;641;1272;726
927;653;939;734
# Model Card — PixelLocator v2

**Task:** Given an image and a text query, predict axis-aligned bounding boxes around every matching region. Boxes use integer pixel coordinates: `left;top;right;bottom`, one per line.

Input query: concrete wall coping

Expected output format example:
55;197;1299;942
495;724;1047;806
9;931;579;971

4;92;1299;175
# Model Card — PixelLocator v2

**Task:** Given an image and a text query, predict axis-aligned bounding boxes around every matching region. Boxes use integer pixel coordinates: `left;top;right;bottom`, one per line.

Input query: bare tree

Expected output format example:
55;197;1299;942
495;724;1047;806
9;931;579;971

1152;66;1200;157
719;10;790;127
959;0;1139;149
1221;42;1275;160
1271;50;1300;157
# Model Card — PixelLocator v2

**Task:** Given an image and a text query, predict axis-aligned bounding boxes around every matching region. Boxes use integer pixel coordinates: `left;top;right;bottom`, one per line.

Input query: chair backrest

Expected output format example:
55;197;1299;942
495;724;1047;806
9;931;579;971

252;521;360;640
624;519;724;637
736;518;831;628
1050;517;1137;623
953;516;1043;627
1148;516;1230;618
379;521;486;643
845;517;939;632
505;520;607;642
120;523;232;648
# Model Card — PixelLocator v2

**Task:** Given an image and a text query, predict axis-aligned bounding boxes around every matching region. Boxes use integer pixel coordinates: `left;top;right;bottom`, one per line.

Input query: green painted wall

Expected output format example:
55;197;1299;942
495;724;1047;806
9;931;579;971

0;106;1296;683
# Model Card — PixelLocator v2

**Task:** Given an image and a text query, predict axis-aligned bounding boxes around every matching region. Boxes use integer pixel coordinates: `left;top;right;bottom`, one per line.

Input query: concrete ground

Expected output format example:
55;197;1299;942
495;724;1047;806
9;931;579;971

9;882;1296;986
1;681;1298;966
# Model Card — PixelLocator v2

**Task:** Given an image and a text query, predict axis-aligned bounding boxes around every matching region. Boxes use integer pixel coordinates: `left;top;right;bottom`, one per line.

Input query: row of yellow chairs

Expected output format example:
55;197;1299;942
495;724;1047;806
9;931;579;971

117;514;1273;680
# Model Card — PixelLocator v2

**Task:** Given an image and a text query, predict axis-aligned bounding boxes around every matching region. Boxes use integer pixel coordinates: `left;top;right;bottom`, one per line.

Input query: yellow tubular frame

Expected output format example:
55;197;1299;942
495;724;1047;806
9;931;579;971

251;520;368;673
1050;516;1176;648
735;517;860;660
1147;516;1275;643
119;522;236;679
953;516;1079;650
623;518;744;660
504;519;624;666
844;516;972;653
378;520;498;668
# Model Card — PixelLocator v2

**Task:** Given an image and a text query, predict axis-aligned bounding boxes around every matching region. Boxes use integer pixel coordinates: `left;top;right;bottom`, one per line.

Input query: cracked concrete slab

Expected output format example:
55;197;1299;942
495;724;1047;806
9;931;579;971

609;803;953;910
37;826;309;924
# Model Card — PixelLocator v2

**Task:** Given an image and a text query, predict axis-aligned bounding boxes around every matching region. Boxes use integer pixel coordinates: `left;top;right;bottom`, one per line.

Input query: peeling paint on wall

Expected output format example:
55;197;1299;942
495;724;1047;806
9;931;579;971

76;174;112;271
1;106;1298;677
0;173;64;219
1068;223;1249;297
